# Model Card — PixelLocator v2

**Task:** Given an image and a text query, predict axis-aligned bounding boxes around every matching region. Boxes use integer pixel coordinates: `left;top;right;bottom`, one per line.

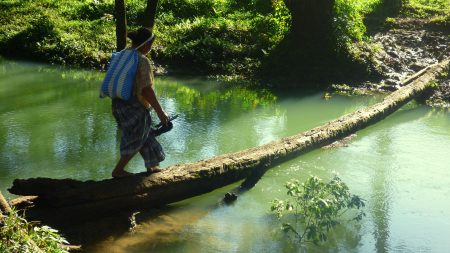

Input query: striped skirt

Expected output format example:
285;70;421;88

112;98;165;168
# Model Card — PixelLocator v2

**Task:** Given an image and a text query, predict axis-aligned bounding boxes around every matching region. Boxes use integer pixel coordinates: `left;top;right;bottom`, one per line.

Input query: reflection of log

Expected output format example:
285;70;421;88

9;58;449;220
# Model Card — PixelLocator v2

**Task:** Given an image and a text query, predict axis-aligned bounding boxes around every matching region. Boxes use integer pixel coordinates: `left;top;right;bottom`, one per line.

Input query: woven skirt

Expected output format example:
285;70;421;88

112;98;165;167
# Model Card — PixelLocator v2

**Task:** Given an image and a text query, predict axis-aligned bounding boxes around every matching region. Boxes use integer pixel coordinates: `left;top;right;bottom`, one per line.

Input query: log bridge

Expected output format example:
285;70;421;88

8;58;449;223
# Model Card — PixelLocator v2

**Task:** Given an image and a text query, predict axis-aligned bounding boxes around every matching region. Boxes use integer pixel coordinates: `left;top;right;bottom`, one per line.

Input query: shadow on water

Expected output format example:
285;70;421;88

35;162;272;249
79;181;366;253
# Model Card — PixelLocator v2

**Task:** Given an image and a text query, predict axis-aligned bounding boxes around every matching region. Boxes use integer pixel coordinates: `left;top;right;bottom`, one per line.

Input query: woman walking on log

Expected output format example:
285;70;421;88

108;27;169;178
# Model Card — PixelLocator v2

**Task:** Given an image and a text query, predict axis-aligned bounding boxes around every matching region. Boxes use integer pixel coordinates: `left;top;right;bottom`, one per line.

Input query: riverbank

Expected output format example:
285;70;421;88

0;0;448;105
330;5;449;108
0;0;289;77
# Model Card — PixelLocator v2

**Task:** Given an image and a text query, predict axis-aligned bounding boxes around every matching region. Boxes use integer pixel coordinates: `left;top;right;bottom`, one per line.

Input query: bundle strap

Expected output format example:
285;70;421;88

135;34;155;50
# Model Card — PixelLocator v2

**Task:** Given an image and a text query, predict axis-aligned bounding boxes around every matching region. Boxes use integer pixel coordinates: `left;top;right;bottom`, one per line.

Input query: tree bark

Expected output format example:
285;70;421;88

385;0;402;14
142;0;159;29
115;0;127;51
262;0;338;84
283;0;335;51
8;58;449;220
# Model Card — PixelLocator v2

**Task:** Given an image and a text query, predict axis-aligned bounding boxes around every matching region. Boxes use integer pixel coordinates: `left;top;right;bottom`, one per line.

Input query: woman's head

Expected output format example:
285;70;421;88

127;27;155;54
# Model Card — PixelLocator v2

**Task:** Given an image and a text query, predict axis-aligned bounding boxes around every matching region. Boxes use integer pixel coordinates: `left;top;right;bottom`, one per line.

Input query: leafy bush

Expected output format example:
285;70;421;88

154;0;290;76
0;14;58;60
4;0;446;78
334;0;367;50
155;0;289;76
0;0;117;69
0;0;290;75
333;0;387;49
404;0;450;17
72;1;115;21
0;209;69;253
159;0;215;19
271;175;365;245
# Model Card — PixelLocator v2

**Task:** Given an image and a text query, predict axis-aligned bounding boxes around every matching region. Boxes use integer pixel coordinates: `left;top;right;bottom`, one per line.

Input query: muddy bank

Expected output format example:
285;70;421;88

334;17;449;107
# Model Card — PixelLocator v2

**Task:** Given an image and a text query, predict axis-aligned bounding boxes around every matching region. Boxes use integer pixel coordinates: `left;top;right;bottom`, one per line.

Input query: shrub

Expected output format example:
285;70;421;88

72;1;115;21
0;14;58;60
271;175;365;245
0;209;69;253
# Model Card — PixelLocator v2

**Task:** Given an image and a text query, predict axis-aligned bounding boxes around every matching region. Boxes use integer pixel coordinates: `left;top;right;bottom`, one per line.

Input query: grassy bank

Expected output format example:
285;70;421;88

0;0;289;77
0;0;448;80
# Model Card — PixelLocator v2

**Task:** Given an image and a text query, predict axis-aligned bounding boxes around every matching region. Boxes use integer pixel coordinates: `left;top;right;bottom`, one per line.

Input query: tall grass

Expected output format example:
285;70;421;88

406;0;450;15
0;209;69;253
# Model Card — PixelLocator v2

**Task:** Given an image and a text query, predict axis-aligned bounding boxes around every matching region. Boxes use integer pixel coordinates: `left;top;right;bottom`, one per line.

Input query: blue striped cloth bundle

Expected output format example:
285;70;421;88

100;49;139;101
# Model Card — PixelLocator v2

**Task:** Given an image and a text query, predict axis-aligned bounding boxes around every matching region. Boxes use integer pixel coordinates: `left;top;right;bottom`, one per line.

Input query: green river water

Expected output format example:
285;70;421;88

1;60;449;253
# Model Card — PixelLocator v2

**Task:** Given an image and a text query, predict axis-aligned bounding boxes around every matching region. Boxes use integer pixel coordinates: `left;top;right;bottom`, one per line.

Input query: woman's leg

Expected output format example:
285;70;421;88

139;133;165;173
112;154;135;178
139;148;162;173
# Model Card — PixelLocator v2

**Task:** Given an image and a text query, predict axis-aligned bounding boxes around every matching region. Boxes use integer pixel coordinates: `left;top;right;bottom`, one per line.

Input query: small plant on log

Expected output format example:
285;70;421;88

0;208;70;253
271;175;365;245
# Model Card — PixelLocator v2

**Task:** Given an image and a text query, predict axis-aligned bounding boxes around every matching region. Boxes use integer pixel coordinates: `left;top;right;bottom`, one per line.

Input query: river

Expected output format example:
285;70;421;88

1;60;449;252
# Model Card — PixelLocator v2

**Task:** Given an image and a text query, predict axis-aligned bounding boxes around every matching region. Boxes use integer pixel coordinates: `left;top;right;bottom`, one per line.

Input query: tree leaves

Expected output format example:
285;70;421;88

270;175;365;245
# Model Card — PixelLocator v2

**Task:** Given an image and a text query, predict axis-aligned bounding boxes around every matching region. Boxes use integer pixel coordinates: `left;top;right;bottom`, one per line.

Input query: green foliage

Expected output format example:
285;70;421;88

71;1;115;21
0;0;290;76
428;80;440;89
0;0;446;78
0;0;116;69
159;0;216;19
154;0;290;76
0;209;69;253
271;175;365;245
403;0;450;17
402;0;450;30
1;13;57;59
334;0;366;49
333;0;386;52
226;0;273;14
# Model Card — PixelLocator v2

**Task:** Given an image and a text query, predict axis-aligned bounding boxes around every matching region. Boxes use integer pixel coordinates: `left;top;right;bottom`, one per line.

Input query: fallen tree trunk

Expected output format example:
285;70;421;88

9;58;449;219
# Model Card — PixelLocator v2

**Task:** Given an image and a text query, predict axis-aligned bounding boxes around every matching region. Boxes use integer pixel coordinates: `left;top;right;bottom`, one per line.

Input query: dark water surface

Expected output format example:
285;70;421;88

1;61;449;252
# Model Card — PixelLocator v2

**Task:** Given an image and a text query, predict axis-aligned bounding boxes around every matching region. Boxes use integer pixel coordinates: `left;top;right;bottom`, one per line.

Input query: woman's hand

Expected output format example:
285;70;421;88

157;110;169;125
142;86;169;125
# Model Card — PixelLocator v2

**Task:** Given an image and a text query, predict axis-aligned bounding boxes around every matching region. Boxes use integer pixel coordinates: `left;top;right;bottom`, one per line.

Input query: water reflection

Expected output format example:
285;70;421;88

0;61;283;196
2;60;449;253
85;187;365;253
370;129;393;253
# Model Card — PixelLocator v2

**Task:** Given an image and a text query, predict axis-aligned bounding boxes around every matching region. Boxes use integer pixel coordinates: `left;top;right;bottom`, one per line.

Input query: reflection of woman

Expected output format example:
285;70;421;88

111;27;169;178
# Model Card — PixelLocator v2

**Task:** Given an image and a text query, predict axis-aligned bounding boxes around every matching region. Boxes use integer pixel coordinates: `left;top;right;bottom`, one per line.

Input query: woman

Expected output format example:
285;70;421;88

111;27;169;178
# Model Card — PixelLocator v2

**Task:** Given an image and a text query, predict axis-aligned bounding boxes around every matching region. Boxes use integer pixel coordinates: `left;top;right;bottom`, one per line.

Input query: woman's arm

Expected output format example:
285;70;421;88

142;86;169;124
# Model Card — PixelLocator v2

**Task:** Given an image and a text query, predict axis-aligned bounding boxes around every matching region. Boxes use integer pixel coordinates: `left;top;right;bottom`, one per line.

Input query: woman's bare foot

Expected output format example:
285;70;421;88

147;166;162;174
112;170;134;178
112;155;134;178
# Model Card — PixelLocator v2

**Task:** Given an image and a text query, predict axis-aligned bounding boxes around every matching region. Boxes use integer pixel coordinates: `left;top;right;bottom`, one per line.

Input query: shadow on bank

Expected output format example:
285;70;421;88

257;0;404;89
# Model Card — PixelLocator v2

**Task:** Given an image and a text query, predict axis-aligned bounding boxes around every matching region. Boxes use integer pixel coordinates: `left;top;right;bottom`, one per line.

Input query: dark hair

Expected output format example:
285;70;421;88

127;27;155;46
